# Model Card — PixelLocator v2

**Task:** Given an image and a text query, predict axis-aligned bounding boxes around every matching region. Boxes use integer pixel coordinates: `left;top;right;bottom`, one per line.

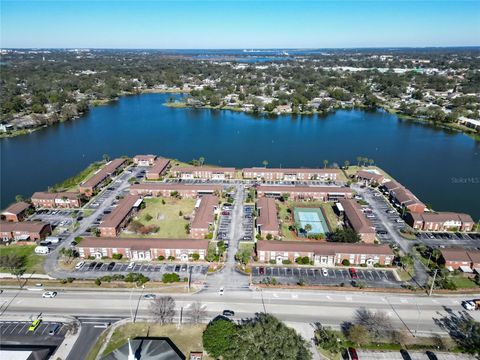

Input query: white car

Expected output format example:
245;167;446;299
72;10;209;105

219;287;224;296
42;291;57;298
75;261;85;270
322;268;329;277
395;219;405;223
462;301;476;311
127;262;135;270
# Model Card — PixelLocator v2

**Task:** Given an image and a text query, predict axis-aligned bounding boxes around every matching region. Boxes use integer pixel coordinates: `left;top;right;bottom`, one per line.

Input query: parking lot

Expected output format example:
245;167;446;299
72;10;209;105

242;205;255;241
72;261;209;280
415;231;480;250
251;266;401;288
0;320;67;340
216;203;233;241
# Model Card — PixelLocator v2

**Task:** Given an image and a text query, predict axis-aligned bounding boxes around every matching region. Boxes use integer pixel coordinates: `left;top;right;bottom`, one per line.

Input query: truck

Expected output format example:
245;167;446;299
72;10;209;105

45;236;60;244
462;299;480;311
34;246;50;255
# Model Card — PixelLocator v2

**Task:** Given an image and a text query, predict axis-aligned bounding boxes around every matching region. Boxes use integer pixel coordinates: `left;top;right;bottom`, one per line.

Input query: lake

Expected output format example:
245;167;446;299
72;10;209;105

1;93;479;220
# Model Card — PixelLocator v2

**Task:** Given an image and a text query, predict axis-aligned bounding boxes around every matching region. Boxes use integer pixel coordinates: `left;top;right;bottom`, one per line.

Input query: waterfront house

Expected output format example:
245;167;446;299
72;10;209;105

133;154;157;166
355;170;385;185
31;192;82;208
145;158;171;180
406;212;474;232
1;202;31;222
79;158;126;197
171;166;235;180
243;168;340;181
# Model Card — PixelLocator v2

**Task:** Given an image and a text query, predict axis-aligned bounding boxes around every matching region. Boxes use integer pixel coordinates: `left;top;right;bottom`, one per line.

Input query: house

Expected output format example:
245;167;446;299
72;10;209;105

406;212;475;232
355;170;385;185
99;195;142;237
257;185;354;202
439;248;480;270
171;166;235;180
1;202;31;222
31;192;82;208
243;168;340;181
256;197;280;238
145;158;171;180
190;195;219;239
381;181;426;214
133;154;157;166
77;237;209;261
0;221;52;242
256;241;394;266
79;158;127;196
338;199;376;243
130;183;223;198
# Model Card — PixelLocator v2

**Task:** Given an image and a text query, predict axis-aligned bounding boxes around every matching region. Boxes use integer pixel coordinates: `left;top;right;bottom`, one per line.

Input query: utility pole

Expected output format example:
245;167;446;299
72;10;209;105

428;269;438;296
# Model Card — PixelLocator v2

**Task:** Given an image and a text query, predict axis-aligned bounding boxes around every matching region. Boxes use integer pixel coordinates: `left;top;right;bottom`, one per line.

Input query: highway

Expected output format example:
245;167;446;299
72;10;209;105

2;288;479;336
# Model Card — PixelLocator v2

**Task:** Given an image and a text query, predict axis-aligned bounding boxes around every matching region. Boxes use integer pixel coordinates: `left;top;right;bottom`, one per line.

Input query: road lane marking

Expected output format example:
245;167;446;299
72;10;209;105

400;299;408;303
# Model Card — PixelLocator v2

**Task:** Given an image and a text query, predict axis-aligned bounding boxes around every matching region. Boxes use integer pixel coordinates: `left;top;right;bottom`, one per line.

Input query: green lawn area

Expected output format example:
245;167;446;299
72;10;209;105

102;323;212;359
343;165;396;181
0;245;45;274
51;161;105;192
451;275;478;289
121;197;195;238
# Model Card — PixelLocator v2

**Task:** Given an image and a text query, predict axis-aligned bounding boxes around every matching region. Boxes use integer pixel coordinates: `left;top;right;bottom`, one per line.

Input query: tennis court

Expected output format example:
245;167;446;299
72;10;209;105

293;207;329;235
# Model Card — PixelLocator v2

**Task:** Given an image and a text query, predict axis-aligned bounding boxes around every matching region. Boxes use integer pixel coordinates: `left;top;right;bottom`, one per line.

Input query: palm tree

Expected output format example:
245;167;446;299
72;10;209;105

323;159;329;169
262;160;269;168
344;160;350;169
304;224;312;233
199;156;205;166
356;156;362;166
368;158;374;166
103;153;110;162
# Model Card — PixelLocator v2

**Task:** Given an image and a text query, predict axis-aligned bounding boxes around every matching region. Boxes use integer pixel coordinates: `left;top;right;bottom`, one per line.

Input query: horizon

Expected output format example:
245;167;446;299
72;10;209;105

1;0;479;48
3;46;480;50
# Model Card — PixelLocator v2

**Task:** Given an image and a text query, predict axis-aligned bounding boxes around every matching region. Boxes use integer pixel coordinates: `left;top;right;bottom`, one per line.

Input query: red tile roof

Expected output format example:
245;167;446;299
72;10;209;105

256;197;279;232
339;199;375;234
147;158;170;175
99;195;141;229
2;202;30;215
191;195;219;230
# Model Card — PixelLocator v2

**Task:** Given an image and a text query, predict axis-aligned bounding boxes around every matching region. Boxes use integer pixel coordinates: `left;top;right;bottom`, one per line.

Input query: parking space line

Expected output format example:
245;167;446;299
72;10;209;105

9;322;20;334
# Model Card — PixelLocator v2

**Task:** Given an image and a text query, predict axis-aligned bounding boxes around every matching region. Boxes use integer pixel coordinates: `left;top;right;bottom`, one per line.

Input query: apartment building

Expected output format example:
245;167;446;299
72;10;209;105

77;237;209;261
79;158;126;196
99;195;142;237
355;170;385;185
256;241;394;266
338;199;376;243
190;195;219;239
1;202;31;222
381;180;426;214
0;221;52;241
440;248;480;270
130;183;223;198
243;168;340;181
256;197;280;238
406;212;475;232
171;166;235;180
133;154;157;166
257;185;354;202
145;158;171;180
31;192;82;208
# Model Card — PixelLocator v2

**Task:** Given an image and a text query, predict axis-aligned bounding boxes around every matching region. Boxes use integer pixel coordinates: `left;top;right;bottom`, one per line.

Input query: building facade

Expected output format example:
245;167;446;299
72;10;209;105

99;195;142;237
1;202;31;222
257;185;354;202
133;155;157;166
77;237;209;261
0;221;52;241
79;158;126;196
130;183;223;198
31;192;82;208
145;158;171;180
338;199;376;243
406;212;475;232
171;166;235;180
243;168;340;181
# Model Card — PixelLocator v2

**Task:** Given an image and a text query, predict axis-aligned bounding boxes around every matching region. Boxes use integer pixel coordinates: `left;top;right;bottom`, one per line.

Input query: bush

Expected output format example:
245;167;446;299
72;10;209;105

269;259;276;265
101;276;112;282
342;259;350;266
161;199;166;205
191;253;200;261
157;255;165;261
282;260;292;265
168;256;175;261
144;214;153;221
302;256;310;265
266;233;273;240
125;273;149;285
95;278;101;286
112;253;123;260
162;273;181;283
67;277;75;283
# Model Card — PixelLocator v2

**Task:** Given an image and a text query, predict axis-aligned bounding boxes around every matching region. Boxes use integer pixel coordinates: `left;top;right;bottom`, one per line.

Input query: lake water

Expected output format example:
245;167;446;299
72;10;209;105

1;93;479;220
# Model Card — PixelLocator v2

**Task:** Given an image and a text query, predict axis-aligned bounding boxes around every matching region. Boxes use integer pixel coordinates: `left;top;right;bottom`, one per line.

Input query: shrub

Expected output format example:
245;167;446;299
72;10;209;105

342;259;350;266
302;256;310;265
266;233;273;240
144;214;153;221
168;256;175;261
101;276;112;282
282;260;292;265
178;210;183;216
125;273;149;285
162;273;181;283
112;253;123;260
67;277;75;283
158;255;165;261
191;253;200;261
161;199;166;205
101;256;109;260
95;278;101;286
269;259;276;265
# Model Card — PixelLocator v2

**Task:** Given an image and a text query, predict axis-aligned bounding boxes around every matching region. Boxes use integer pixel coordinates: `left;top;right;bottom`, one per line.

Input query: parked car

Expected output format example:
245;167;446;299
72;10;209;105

75;261;85;270
349;268;358;279
143;294;156;300
127;262;135;270
49;323;61;336
219;287;224;296
322;268;329;277
426;351;438;360
28;319;42;332
107;262;116;270
222;310;235;317
42;291;57;298
348;347;359;360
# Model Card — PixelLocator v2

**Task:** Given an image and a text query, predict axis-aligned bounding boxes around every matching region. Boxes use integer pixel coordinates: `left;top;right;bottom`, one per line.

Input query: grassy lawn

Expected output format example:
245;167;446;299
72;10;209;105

0;245;45;274
320;202;339;231
451;275;478;289
343;165;396;182
121;197;195;238
102;323;212;359
51;161;105;192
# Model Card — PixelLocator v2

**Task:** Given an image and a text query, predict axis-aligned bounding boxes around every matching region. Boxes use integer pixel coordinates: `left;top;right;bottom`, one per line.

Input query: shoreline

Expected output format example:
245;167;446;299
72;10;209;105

2;91;478;141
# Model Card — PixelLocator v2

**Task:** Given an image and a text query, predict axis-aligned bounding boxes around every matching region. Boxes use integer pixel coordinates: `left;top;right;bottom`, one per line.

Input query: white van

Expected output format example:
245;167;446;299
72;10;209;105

46;236;60;244
35;246;50;255
127;262;135;270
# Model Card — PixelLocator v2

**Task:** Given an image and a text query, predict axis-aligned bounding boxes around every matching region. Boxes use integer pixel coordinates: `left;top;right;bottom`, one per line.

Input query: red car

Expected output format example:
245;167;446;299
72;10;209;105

348;347;358;360
259;267;265;275
349;268;358;279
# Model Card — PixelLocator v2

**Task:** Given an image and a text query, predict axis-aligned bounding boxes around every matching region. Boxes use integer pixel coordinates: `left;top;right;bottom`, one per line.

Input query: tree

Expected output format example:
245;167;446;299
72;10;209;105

328;228;361;243
346;324;371;345
235;247;251;265
186;301;207;324
344;160;350;169
323;159;328;169
203;318;238;358
149;296;176;324
0;254;26;285
15;195;24;203
262;160;268;168
162;273;180;283
354;308;394;341
224;313;312;360
356;156;362;166
103;153;110;162
313;323;342;354
304;224;312;233
198;156;205;166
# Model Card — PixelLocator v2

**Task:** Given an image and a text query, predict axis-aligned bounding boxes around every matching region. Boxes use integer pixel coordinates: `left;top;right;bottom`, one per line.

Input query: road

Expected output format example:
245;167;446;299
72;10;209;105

2;288;480;336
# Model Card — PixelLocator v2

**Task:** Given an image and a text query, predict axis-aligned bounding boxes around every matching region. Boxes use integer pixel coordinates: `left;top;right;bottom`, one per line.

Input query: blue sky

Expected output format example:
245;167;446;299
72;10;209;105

1;1;479;48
